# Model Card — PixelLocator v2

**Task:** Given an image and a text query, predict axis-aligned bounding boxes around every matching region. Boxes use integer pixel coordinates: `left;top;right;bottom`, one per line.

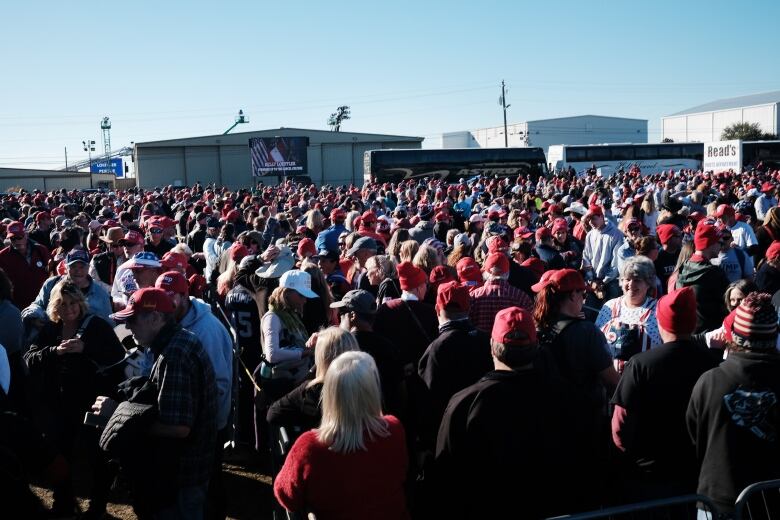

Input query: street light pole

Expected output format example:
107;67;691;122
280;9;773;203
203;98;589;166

500;80;511;148
82;139;95;170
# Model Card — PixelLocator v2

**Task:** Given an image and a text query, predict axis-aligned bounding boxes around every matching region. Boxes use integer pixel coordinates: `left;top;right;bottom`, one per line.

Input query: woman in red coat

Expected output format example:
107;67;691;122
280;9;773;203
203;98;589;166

274;351;409;519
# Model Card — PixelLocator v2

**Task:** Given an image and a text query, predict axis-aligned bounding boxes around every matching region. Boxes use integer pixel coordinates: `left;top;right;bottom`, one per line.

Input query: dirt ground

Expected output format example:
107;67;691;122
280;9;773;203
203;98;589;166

32;448;277;520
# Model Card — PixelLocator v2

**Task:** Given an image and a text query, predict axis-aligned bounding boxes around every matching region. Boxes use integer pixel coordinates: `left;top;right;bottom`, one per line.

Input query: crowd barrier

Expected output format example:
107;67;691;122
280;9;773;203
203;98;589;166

735;480;780;520
548;494;718;519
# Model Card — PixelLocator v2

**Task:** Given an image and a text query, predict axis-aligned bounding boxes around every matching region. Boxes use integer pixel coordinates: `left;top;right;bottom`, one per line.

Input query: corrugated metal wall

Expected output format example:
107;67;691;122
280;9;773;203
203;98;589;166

136;137;421;188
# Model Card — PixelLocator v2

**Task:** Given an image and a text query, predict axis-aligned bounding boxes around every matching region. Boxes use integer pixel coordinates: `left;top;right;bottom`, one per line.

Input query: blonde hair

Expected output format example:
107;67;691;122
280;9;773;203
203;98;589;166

398;240;419;263
316;351;389;453
413;245;439;274
171;242;193;257
217;258;238;298
268;286;299;312
305;209;324;233
47;278;88;323
310;327;360;386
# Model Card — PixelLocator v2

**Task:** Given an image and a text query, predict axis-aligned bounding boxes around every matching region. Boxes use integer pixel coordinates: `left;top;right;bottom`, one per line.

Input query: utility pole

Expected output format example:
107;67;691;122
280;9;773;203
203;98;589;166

499;80;511;148
64;146;68;170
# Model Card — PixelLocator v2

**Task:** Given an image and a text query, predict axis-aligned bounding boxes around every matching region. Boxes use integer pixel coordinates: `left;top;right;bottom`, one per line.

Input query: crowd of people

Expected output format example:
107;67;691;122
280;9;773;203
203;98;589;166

2;165;780;519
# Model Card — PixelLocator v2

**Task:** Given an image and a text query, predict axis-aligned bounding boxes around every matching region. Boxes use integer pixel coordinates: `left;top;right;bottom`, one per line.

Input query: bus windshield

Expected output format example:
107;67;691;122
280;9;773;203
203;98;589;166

364;148;548;185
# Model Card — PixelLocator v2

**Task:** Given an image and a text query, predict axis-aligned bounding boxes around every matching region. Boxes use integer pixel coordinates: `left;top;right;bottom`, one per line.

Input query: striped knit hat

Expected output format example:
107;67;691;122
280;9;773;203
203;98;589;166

732;292;778;350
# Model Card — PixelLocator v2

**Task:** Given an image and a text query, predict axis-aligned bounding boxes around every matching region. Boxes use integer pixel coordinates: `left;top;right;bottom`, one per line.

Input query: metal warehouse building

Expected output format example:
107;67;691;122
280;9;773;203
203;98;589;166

663;91;780;143
133;128;423;189
429;115;648;157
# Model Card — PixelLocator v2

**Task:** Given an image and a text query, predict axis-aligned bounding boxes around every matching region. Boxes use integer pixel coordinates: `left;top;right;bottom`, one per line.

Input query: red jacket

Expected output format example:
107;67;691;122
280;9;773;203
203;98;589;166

0;242;50;309
274;415;409;520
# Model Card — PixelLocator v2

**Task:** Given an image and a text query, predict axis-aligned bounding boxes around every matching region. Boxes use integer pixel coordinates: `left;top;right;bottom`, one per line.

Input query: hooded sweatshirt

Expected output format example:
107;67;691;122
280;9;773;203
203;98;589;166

675;258;728;333
180;296;233;430
687;351;780;513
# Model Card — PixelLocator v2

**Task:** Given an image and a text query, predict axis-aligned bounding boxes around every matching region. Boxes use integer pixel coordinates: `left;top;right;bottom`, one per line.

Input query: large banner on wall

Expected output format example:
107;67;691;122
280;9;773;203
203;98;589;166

249;137;309;176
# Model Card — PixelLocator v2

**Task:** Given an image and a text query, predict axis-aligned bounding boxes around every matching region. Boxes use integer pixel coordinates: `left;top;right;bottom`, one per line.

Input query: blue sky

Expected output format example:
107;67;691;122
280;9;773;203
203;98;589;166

1;0;779;168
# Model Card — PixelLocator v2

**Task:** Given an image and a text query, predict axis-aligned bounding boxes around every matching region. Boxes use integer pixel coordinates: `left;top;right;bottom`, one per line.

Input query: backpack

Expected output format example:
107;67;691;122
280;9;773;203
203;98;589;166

600;298;657;372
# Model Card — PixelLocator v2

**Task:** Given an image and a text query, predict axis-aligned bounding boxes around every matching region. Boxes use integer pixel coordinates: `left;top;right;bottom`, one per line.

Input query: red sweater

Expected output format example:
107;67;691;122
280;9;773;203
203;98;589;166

0;242;50;309
274;415;409;520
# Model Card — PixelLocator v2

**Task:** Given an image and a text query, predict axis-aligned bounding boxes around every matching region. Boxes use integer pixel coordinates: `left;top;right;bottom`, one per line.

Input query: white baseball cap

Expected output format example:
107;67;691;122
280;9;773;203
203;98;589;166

279;270;319;299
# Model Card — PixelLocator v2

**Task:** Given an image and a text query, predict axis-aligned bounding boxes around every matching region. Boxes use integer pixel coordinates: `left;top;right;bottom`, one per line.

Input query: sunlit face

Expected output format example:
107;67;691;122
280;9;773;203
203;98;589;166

622;276;649;304
553;229;567;243
366;262;384;286
58;295;82;323
729;288;746;311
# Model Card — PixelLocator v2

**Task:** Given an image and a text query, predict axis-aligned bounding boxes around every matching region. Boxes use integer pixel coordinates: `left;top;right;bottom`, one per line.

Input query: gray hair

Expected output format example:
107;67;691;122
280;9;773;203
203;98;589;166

620;255;656;285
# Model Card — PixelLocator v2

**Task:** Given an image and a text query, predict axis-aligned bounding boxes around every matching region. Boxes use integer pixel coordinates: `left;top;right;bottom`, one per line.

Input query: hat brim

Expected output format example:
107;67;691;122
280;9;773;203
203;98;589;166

255;257;295;279
110;307;136;322
292;287;319;299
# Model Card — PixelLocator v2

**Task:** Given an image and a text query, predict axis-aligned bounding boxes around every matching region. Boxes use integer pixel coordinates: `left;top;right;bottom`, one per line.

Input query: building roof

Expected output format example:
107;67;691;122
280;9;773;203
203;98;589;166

667;90;780;117
525;114;647;123
135;127;423;148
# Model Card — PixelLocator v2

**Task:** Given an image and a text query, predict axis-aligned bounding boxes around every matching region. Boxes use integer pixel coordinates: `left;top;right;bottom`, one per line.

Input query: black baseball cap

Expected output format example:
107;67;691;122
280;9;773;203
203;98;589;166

330;290;377;314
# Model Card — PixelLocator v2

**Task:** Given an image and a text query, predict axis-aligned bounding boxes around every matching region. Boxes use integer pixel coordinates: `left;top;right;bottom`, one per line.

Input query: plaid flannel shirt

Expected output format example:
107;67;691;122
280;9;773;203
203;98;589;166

468;279;533;333
150;323;218;487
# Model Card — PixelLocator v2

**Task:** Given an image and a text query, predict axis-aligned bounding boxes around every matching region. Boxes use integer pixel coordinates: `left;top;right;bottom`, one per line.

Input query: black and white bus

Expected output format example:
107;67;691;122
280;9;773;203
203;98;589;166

547;142;704;177
363;147;549;185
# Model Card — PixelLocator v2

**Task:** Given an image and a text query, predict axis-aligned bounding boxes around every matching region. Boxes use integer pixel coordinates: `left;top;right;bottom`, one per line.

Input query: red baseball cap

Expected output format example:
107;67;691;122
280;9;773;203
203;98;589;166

160;252;188;271
435;280;470;313
487;236;509;254
330;207;347;220
119;229;144;246
715;204;735;219
111;287;175;321
35;212;51;223
491;307;537;347
229;243;249;262
766;241;780;261
535;227;552;241
531;268;586;293
6;221;25;238
456;257;482;283
514;226;534;240
483;252;510;275
656;224;682;246
155;271;189;295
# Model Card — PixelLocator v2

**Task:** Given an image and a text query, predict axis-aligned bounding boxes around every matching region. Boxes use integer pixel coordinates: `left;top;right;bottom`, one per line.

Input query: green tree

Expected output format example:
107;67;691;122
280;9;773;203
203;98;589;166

327;106;351;132
721;121;777;141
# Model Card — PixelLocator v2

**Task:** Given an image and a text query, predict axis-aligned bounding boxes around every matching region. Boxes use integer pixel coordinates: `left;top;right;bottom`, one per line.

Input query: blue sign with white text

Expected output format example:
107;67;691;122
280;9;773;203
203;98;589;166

90;158;124;177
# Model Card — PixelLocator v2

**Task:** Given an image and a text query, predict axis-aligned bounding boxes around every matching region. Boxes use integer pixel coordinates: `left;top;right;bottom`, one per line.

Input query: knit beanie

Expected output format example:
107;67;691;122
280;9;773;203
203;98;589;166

656;287;697;335
732;292;778;350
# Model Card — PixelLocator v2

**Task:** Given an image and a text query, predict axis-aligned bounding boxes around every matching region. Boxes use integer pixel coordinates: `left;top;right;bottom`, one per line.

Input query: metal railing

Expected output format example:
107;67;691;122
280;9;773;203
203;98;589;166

735;480;780;520
548;494;719;520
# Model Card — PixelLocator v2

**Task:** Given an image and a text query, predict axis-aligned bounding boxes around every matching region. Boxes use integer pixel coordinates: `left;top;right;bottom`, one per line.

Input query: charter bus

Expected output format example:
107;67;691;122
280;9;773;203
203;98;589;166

363;147;549;185
742;140;780;169
547;142;704;177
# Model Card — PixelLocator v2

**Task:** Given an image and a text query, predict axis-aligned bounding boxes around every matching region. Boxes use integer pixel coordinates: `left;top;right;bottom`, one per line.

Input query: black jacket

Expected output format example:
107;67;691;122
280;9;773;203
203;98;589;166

687;351;780;513
756;262;780;297
418;319;492;445
434;353;577;519
612;340;719;486
266;379;322;430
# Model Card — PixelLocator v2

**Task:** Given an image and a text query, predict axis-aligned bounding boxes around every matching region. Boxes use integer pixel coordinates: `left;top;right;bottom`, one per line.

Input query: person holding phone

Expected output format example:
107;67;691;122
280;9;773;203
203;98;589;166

24;279;125;518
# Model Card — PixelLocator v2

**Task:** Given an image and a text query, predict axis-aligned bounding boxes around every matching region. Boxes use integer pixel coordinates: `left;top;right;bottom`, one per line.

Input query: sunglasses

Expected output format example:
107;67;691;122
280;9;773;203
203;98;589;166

10;235;24;241
149;228;163;234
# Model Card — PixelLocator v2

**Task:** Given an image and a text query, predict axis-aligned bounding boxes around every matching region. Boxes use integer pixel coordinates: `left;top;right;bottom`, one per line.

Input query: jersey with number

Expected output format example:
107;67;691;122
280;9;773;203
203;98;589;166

225;284;261;354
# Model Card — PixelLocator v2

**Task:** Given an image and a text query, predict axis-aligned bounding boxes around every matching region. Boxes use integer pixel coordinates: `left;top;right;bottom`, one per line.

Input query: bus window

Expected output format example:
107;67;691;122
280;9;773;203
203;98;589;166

567;148;587;162
610;147;635;161
586;148;610;162
634;146;658;160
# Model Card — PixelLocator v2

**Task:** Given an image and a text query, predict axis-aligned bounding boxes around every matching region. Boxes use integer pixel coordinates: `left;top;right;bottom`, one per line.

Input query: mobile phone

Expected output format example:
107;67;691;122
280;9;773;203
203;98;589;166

83;412;109;429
